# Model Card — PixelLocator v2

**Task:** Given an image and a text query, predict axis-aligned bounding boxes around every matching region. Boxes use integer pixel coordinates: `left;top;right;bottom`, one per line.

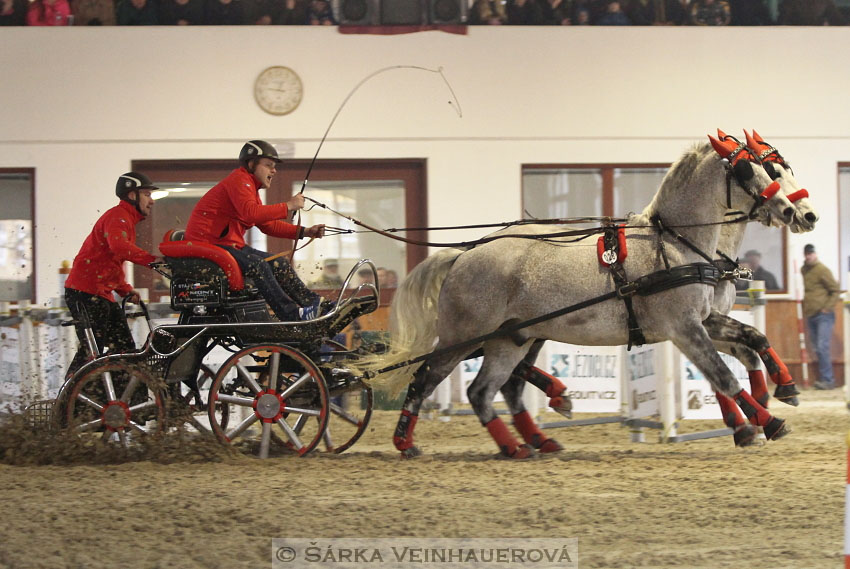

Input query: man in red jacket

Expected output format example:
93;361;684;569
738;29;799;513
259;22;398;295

184;140;327;321
64;172;160;378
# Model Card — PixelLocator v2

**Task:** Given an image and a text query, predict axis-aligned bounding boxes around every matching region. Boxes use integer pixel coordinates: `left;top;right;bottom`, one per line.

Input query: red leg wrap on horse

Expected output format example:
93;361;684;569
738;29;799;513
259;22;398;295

513;411;547;448
393;410;418;451
524;366;567;397
759;347;793;386
748;370;769;407
485;417;519;456
715;392;746;428
734;389;772;427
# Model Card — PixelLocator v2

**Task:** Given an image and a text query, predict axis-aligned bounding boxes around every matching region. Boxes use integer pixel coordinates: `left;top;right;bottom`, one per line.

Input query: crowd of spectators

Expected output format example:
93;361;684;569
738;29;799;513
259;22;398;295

1;0;846;26
0;0;339;25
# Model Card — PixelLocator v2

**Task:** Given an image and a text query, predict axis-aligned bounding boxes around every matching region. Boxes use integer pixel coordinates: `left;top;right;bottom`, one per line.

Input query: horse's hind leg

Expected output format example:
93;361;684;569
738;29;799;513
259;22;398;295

468;338;539;459
704;312;799;406
393;349;466;458
672;321;790;441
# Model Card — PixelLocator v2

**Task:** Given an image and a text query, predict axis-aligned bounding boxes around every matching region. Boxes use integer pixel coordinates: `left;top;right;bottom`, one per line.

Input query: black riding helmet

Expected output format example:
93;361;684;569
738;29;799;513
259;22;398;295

239;140;282;170
116;171;158;215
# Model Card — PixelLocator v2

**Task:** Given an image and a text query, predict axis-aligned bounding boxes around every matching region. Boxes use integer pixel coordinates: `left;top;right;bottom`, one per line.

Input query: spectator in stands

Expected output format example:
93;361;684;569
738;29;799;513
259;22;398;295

507;0;545;24
309;258;344;290
779;0;845;25
384;269;399;288
469;0;508;24
0;0;28;25
727;0;771;25
277;0;307;24
159;0;204;24
71;0;115;24
624;0;656;25
690;0;730;25
307;0;334;24
205;0;243;25
573;5;591;23
116;0;159;25
243;0;278;24
664;0;692;24
595;1;631;24
26;0;71;25
539;0;572;24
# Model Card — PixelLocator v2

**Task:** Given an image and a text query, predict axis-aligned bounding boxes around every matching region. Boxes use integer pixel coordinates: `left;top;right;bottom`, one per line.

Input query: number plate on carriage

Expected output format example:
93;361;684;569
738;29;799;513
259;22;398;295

171;278;223;306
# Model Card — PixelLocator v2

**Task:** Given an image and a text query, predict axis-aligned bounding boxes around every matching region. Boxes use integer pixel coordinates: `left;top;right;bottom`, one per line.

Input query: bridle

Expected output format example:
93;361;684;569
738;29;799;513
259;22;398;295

710;130;782;220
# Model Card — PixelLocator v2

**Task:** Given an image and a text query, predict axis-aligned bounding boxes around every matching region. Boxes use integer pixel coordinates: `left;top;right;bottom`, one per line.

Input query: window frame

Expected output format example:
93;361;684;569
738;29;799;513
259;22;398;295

0;167;36;303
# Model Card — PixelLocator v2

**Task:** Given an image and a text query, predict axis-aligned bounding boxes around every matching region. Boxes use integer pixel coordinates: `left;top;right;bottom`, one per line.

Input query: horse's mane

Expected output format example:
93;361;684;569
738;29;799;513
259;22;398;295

641;142;713;218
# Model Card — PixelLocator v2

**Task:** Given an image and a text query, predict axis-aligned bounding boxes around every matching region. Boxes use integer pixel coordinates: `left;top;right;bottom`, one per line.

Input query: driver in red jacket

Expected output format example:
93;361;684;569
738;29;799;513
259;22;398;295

64;172;161;378
184;140;328;321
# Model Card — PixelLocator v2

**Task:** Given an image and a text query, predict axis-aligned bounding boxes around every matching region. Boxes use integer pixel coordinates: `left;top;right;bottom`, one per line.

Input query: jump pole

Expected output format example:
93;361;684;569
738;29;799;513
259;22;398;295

844;274;850;408
845;429;850;569
793;260;810;388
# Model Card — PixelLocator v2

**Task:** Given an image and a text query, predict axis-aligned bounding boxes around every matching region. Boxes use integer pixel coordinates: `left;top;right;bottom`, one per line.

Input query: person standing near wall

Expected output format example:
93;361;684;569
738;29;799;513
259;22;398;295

801;243;841;390
63;172;160;378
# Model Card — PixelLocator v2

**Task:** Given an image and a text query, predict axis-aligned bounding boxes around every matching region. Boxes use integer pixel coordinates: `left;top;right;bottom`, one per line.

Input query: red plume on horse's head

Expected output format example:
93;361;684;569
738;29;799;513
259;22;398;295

709;134;742;163
745;129;769;154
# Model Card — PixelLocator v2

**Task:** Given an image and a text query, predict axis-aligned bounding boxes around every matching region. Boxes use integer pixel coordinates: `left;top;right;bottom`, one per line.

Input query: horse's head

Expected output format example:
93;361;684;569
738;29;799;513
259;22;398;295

708;130;796;227
744;130;818;233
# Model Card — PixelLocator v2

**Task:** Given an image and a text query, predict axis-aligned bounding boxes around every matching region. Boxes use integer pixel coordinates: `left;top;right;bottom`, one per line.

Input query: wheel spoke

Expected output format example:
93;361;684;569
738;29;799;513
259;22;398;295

267;352;280;392
126;420;148;435
275;417;303;450
188;416;212;434
226;413;259;440
119;375;141;403
330;403;361;426
236;363;263;394
259;422;272;459
75;417;103;432
322;427;335;450
117;429;129;448
101;371;118;401
76;392;104;412
279;372;312;399
292;414;308;435
128;399;157;413
284;405;322;417
216;393;255;407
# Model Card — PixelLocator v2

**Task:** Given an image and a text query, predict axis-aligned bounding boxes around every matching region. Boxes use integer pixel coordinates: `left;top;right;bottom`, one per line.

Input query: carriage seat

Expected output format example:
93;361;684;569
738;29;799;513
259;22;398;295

159;229;258;310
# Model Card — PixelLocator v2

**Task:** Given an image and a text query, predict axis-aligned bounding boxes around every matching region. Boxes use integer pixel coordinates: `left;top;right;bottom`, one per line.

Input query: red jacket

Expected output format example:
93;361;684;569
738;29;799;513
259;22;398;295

184;167;301;249
65;200;156;301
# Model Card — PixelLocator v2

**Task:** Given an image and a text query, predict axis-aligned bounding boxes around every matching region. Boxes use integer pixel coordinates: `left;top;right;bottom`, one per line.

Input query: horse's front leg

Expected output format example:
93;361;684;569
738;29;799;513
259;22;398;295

673;320;790;441
704;311;799;406
393;350;465;459
500;374;563;454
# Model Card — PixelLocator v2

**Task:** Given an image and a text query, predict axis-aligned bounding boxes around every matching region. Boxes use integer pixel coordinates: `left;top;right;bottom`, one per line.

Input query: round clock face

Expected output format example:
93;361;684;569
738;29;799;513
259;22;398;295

254;66;303;116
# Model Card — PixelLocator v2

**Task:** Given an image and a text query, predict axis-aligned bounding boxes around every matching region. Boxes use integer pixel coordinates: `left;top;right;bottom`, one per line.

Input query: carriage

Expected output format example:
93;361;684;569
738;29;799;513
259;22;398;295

41;230;382;458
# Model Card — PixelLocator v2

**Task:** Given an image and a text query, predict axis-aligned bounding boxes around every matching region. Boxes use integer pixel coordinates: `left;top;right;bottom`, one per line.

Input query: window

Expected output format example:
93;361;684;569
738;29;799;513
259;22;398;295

522;164;667;221
0;169;35;302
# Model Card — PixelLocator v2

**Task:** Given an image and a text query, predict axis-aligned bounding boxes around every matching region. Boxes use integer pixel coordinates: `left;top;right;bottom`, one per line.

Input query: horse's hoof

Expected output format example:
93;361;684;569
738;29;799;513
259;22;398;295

763;417;790;441
400;446;423;459
733;425;758;447
509;444;537;460
537;438;564;453
773;384;800;406
549;394;572;419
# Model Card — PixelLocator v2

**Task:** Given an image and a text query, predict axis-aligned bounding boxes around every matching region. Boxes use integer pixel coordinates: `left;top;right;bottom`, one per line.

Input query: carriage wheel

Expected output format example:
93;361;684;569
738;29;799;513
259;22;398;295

174;364;230;435
63;361;165;447
208;344;330;458
320;340;374;454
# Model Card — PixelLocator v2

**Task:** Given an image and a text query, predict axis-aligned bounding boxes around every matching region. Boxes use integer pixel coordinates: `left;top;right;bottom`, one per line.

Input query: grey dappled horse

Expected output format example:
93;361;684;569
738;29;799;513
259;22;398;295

371;137;799;458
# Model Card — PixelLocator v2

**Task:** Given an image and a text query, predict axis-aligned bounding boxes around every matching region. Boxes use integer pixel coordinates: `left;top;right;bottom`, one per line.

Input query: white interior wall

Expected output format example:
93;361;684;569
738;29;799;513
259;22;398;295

1;26;848;303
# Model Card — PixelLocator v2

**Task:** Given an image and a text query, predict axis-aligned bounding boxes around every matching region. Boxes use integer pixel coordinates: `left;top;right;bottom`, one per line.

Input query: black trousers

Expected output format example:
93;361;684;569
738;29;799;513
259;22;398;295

64;288;135;379
219;245;319;321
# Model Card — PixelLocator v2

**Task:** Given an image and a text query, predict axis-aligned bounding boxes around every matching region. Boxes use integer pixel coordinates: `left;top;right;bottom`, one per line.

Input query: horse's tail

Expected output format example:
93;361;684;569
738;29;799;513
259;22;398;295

358;247;465;393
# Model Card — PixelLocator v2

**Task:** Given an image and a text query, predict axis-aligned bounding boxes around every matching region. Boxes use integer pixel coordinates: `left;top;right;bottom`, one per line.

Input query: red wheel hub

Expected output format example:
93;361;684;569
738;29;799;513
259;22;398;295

101;400;131;432
253;390;285;423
